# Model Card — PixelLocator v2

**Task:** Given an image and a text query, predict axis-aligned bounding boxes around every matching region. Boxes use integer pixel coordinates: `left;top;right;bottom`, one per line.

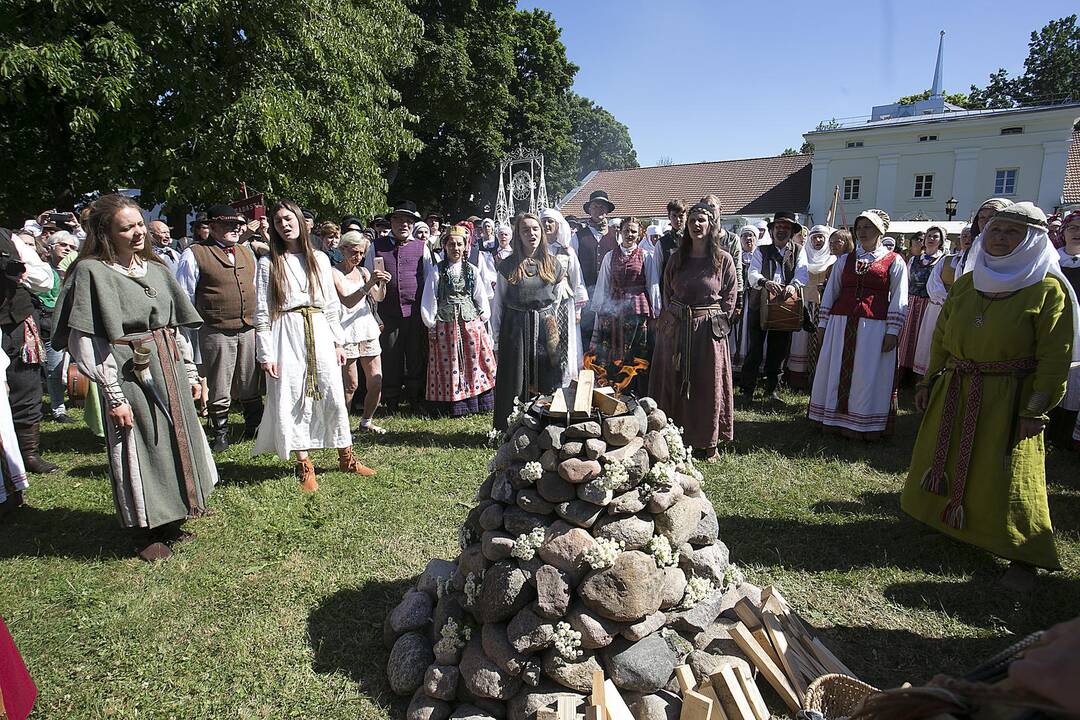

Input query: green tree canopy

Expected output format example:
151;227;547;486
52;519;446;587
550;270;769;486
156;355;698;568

894;90;978;108
967;14;1080;109
0;0;423;222
567;94;638;181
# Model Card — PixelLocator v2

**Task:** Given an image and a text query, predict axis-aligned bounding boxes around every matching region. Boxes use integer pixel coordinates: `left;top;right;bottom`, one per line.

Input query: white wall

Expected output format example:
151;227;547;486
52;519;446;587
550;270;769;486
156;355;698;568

804;106;1080;225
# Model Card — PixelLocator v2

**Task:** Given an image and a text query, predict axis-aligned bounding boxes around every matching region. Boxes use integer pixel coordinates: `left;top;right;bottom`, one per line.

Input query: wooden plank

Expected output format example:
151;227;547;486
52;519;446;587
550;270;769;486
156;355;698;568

591;389;626;415
549;387;569;414
733;598;763;630
600;680;634;720
710;665;757;720
810;637;858;679
761;609;809;697
697;683;731;720
679;692;714;720
585;706;606;720
730;623;801;712
557;696;578;720
734;664;771;720
674;665;697;693
590;668;606;708
573;370;595;413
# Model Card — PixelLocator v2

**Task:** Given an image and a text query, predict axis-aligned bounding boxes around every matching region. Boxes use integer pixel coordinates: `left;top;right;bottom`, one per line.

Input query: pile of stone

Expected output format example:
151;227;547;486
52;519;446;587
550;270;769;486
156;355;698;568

384;396;762;720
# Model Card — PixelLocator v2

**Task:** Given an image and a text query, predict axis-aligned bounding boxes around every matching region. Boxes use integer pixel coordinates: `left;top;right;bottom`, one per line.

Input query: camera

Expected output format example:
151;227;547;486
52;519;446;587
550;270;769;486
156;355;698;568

0;251;26;278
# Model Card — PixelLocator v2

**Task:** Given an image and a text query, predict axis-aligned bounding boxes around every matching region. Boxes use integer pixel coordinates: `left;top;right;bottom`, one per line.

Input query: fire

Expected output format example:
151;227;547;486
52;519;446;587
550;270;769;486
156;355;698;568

584;353;649;393
612;358;650;393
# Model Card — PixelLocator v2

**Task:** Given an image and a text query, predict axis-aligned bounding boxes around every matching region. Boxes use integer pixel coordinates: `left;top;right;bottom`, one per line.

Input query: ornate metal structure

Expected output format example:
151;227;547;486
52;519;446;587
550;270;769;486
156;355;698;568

494;146;549;227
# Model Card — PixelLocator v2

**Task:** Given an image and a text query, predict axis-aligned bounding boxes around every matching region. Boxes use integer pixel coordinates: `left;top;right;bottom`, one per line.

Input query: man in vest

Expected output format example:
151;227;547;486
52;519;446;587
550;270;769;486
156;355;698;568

366;200;430;412
740;210;808;407
176;205;262;451
0;228;58;474
573;190;620;346
656;198;687;289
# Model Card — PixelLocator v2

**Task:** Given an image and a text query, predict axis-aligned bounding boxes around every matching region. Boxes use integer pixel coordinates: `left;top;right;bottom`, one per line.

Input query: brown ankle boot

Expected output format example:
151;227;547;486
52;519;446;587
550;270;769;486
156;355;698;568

296;458;319;492
338;447;375;476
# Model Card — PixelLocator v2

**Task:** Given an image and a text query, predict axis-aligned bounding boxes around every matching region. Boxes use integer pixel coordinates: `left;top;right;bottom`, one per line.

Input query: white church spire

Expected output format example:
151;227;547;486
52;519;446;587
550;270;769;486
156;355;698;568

931;30;945;97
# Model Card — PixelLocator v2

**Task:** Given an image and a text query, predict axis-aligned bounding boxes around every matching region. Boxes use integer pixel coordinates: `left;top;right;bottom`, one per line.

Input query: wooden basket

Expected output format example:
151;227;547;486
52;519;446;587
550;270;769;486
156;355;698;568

759;290;804;332
803;673;879;719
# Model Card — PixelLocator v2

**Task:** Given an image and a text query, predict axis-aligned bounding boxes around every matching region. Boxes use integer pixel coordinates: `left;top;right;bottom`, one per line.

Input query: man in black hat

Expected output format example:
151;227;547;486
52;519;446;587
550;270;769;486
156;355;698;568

365;200;431;412
176;205;262;449
0;227;58;477
424;213;443;238
370;216;391;240
574;190;620;343
341;216;365;236
740;210;809;406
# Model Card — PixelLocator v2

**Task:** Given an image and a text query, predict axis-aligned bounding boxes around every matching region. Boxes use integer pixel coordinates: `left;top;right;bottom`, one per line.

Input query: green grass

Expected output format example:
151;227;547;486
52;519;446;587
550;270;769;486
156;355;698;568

1;390;1077;719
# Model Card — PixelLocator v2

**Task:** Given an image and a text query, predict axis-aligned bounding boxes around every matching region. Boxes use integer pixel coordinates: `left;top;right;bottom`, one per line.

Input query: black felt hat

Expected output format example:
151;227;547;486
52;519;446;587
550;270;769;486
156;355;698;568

206;205;245;225
390;200;422;220
767;210;803;235
583;190;615;214
341;215;364;233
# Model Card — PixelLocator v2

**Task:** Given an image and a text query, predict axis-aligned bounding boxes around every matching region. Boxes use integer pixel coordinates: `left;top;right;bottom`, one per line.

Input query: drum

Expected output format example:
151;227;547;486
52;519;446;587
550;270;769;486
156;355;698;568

759;288;804;332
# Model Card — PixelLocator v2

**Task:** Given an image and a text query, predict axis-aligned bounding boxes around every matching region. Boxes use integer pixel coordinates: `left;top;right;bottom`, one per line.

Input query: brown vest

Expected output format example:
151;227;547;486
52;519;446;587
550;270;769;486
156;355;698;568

190;242;256;330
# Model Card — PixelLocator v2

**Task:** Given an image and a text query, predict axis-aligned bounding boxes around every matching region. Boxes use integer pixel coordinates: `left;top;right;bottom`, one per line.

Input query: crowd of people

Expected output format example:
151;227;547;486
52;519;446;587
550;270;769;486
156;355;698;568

0;191;1077;582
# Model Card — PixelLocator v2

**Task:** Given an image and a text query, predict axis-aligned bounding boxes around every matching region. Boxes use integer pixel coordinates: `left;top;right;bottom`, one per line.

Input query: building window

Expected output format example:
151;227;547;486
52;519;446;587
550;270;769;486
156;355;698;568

843;177;861;201
913;174;934;199
995;169;1018;195
846;141;864;148
918;135;938;142
1000;127;1024;135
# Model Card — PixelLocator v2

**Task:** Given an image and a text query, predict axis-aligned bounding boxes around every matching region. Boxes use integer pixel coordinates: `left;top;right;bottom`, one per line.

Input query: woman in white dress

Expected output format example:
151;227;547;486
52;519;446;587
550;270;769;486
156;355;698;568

540;208;588;384
809;209;908;440
914;224;971;377
254;200;375;491
333;231;391;434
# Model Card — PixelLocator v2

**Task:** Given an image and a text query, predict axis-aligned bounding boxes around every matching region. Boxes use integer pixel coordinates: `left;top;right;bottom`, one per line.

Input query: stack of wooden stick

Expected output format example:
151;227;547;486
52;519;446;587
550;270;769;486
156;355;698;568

728;586;858;714
536;669;634;720
674;661;771;720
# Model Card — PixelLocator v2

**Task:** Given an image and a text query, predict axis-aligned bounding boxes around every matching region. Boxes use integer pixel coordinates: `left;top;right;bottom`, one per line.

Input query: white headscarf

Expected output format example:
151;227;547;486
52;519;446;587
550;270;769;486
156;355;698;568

965;219;1080;364
754;219;772;246
540;207;573;250
805;224;836;273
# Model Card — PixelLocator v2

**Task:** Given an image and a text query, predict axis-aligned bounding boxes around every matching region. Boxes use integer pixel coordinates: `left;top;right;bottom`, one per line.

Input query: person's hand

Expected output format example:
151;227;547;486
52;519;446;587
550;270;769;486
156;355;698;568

1017;417;1047;441
260;361;279;379
191;383;202;402
258;216;270;239
815;327;825;347
915;386;929;412
368;269;391;289
784;285;798;301
1009;616;1080;715
764;280;782;297
881;334;898;353
731;307;741;321
336;346;347;366
108;403;134;429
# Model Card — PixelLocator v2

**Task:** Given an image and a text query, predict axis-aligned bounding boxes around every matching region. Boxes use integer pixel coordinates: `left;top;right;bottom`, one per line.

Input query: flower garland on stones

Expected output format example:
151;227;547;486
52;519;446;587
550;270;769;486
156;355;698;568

582;537;624;570
645;534;680;568
553;621;583;660
680;576;716;608
433;617;472;657
510;527;545;561
598;457;631;492
519;461;543;484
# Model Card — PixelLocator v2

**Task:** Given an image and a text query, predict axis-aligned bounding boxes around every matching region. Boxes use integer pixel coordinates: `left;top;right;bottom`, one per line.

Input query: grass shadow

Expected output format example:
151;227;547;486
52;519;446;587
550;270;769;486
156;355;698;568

214;461;290;487
0;505;130;560
717;511;1002;577
40;425;107;454
307;576;416;718
372;430;488;450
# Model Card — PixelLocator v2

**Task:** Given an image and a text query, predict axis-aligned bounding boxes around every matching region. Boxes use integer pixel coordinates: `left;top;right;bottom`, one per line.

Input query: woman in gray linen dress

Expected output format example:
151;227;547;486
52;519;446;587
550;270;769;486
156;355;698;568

650;203;738;460
53;194;217;561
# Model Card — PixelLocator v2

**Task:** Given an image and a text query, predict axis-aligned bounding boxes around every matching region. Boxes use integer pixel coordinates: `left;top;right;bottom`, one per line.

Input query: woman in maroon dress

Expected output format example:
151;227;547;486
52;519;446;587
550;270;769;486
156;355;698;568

650;203;738;460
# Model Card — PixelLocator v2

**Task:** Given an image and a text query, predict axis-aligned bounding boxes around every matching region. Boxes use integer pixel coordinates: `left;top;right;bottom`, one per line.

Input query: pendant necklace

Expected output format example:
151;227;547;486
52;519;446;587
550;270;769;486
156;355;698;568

973;291;1012;327
523;258;539;278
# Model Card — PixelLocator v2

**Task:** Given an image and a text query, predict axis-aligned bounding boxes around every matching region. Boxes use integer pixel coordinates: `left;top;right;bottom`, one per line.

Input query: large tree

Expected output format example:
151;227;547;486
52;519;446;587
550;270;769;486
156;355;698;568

0;0;422;222
967;14;1080;109
567;93;638;182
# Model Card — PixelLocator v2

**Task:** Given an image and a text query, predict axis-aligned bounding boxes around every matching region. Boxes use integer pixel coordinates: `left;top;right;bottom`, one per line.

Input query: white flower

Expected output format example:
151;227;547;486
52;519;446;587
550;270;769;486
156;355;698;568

644;461;677;488
511;527;546;561
554;621;583;660
464;571;484;606
661;420;689;463
519;461;543;484
645;534;679;568
582;537;623;570
598;457;630;491
681;576;716;608
487;427;504;448
505;397;527;429
434;617;471;656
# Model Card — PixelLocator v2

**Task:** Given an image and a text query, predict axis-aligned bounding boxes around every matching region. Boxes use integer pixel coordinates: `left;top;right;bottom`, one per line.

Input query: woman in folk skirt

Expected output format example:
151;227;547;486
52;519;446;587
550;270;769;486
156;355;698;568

420;226;497;416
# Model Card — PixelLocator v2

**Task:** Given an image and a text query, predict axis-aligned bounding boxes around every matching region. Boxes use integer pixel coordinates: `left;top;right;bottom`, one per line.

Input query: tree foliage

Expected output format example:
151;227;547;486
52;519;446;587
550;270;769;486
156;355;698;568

894;90;978;108
0;0;423;222
567;94;638;184
967;14;1080;109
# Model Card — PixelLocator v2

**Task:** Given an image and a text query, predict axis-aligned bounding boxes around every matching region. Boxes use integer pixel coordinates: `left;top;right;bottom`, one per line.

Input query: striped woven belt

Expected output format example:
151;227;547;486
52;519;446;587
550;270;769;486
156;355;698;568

288;306;324;400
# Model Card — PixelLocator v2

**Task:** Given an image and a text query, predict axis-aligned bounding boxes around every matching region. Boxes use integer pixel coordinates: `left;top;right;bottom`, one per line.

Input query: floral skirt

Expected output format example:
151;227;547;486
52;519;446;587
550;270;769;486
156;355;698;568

426;318;497;403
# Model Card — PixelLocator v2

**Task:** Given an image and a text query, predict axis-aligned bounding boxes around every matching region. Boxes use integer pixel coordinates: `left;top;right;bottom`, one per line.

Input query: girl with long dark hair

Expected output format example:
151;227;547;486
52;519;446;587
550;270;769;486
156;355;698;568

53;193;217;561
490;212;571;430
649;203;738;460
253;200;374;491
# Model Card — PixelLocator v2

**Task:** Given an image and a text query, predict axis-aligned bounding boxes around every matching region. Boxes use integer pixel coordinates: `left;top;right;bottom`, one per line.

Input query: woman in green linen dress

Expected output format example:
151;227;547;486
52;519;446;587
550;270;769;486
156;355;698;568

53;194;217;562
902;202;1079;583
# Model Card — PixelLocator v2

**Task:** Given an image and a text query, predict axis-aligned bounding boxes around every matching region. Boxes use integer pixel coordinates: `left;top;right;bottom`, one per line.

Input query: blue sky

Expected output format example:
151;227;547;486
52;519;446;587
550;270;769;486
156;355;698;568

520;0;1077;166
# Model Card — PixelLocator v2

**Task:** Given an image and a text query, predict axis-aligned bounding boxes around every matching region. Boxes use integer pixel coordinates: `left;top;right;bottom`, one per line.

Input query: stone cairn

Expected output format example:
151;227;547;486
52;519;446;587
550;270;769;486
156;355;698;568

385;394;762;720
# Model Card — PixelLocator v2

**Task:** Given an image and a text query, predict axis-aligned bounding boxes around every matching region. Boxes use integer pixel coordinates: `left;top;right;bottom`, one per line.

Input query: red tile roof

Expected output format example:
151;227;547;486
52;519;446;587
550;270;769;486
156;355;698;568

558;154;812;219
1064;127;1080;206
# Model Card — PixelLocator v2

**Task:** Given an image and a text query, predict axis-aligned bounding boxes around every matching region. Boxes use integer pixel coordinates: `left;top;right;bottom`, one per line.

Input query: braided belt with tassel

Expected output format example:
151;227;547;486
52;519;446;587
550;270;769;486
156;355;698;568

668;300;725;399
921;356;1037;529
288;306;324;401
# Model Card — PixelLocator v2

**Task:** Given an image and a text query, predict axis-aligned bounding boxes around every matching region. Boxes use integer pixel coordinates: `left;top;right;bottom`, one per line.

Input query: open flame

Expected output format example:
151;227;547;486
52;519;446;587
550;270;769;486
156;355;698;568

583;353;649;394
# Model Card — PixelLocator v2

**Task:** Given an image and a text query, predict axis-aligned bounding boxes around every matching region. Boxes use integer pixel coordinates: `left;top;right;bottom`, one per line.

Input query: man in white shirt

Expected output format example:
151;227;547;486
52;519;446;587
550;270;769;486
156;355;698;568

740;211;809;406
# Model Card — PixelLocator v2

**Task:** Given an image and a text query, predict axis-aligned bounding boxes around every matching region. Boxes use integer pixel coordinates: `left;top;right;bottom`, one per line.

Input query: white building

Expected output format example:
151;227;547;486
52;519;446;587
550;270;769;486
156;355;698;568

803;33;1080;224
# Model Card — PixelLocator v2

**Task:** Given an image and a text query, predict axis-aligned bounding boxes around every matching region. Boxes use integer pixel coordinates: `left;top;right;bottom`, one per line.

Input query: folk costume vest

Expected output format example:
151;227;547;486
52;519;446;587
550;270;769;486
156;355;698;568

575;224;618;288
189;242;257;330
374;235;426;318
909;254;941;298
610;246;651;316
940;253;960;289
0;230;35;328
434;260;480;324
831;251;899;320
